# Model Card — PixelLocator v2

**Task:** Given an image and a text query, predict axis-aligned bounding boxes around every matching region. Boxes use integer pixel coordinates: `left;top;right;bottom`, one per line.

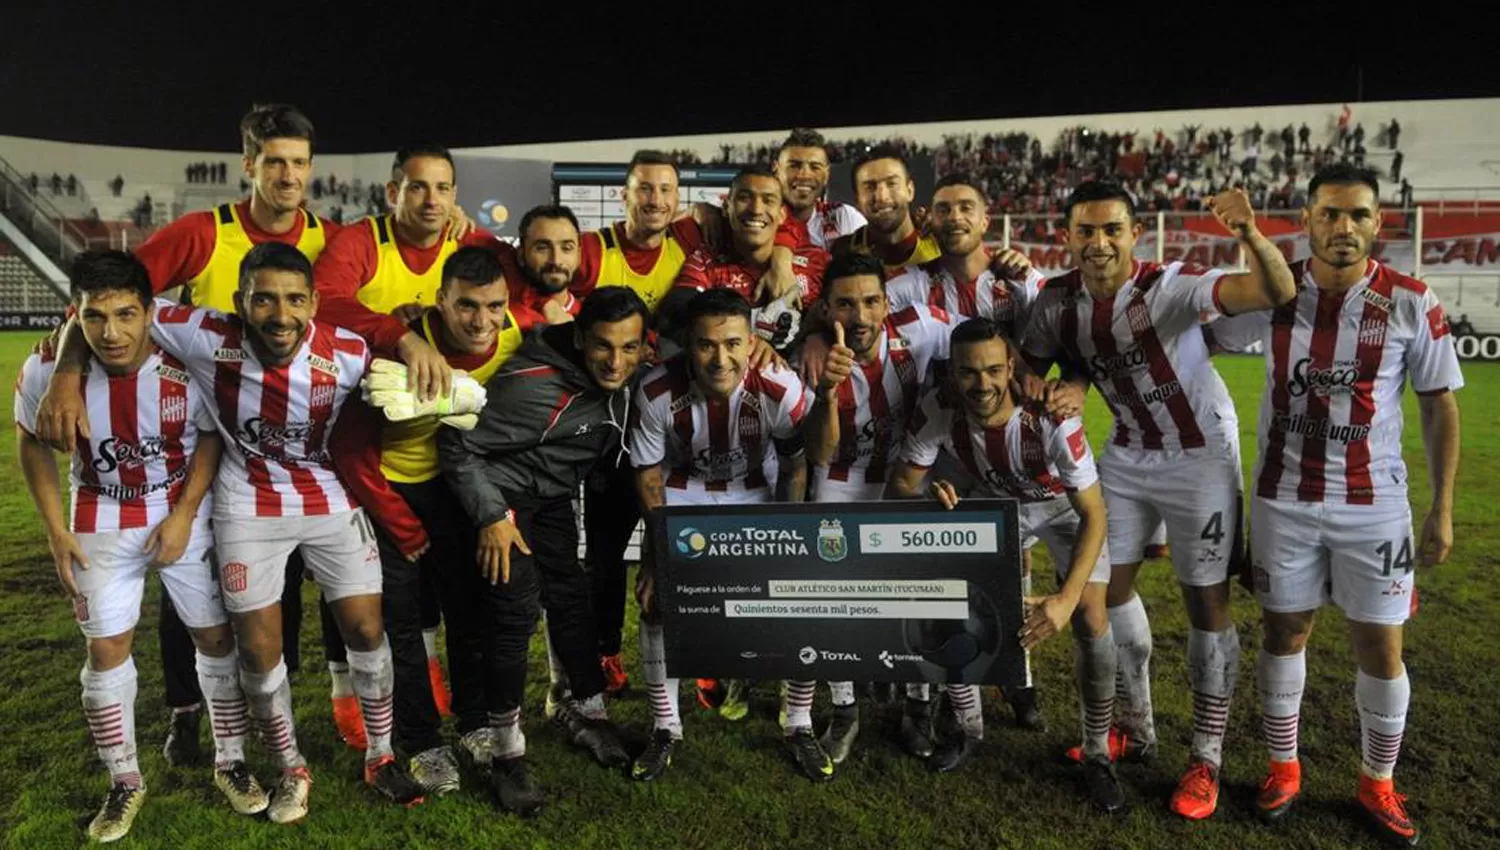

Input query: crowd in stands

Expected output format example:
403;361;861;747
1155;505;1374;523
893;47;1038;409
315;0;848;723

711;109;1411;228
310;175;386;223
186;162;229;184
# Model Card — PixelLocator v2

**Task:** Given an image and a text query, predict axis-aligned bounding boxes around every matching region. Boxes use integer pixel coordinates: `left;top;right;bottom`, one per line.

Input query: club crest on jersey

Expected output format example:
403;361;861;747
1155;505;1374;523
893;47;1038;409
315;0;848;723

308;354;339;377
222;561;249;594
160;394;187;425
1358;318;1387;347
310;382;337;410
156;364;189;385
817;519;849;562
1126;301;1152;335
1359;288;1394;313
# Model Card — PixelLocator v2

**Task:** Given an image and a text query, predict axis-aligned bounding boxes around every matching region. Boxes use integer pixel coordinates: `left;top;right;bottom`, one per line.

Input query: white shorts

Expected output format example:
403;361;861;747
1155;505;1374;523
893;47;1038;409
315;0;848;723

213;509;382;614
811;467;886;504
1099;437;1243;587
1019;499;1111;585
1250;497;1417;626
73;520;224;638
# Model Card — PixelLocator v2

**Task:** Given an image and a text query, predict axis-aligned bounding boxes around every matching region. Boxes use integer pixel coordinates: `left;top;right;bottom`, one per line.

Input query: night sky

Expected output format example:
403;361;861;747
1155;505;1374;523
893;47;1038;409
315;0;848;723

4;4;1496;153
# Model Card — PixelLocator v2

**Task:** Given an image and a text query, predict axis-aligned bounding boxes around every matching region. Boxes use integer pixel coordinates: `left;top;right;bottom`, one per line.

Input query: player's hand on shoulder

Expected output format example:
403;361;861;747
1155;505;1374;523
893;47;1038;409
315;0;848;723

37;376;89;453
391;302;425;325
748;335;788;373
990;248;1033;281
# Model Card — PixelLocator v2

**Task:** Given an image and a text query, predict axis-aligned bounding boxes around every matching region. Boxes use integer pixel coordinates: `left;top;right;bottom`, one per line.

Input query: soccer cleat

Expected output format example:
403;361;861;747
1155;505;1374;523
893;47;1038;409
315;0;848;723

553;701;629;768
543;683;571;722
491;757;544;817
631;729;678;782
267;767;311;825
784;727;835;782
718;680;750;722
409;746;461;797
819;704;860;765
601;654;630;696
213;761;270;815
1358;774;1421;846
1007;686;1046;732
364;755;425;806
1144;543;1171;561
163;708;202;767
427;657;453;719
457;727;497;769
1063;726;1157;765
695;678;723;711
930;732;980;773
1083;757;1126;814
332;695;367;751
899;699;936;759
1170;760;1221;820
87;782;146;843
1256;759;1302;823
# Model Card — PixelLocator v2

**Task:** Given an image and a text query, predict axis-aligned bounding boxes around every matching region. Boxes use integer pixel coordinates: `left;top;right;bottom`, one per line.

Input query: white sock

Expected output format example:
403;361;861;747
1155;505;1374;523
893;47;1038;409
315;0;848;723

488;708;525;760
421;628;438;660
1187;625;1240;767
1108;594;1156;745
196;649;248;767
639;621;681;737
948;684;983;738
782;681;816;732
1076;625;1117;760
1258;648;1306;763
544;614;569;690
1356;667;1409;780
905;682;930;702
240;658;304;770
346;639;396;763
328;661;353;699
81;656;141;787
828;681;856;707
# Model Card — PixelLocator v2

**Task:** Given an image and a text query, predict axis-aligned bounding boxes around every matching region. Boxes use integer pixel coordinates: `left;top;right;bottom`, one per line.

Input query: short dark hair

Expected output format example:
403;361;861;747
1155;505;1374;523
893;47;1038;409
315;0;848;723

820;253;887;301
69;249;152;309
682;288;752;335
730;164;781;197
518;204;581;243
949;317;1012;356
576;286;650;337
934;172;990;206
1307;163;1380;205
1063;180;1136;225
240;104;315;160
779;128;828;156
441;246;505;290
391;143;455;181
238;242;313;295
626;150;679;183
850;145;909;191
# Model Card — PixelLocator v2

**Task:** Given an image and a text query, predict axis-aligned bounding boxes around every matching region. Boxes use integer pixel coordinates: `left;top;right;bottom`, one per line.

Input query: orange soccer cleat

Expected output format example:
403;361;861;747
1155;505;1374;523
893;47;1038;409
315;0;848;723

1169;760;1220;820
332;695;368;751
1358;774;1421;846
1256;758;1302;822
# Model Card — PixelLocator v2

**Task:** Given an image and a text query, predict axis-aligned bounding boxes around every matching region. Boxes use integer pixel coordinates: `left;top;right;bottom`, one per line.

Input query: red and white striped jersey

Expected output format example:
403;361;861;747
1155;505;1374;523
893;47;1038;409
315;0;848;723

674;244;831;308
821;304;951;485
798;200;866;249
1213;260;1464;505
15;349;216;533
901;392;1097;503
1022;260;1236;451
887;261;1047;341
629;358;808;503
149;300;371;518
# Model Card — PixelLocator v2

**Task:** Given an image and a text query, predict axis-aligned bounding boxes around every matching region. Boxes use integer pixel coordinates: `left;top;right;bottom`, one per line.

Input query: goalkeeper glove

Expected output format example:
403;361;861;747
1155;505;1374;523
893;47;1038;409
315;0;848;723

362;358;487;423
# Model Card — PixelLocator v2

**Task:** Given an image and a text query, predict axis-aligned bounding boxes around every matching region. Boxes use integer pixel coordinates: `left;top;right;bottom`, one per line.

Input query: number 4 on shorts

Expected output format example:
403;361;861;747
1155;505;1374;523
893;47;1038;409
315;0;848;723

1376;538;1415;575
1200;511;1225;545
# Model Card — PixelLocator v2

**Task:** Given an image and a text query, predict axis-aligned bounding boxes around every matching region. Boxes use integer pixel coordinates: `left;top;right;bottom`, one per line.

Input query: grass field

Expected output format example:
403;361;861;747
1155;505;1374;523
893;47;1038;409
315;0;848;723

1;331;1496;850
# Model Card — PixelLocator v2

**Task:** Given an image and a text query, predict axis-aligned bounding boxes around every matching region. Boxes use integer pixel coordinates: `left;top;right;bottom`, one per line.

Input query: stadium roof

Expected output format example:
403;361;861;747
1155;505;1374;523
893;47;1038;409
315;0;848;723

5;5;1496;153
